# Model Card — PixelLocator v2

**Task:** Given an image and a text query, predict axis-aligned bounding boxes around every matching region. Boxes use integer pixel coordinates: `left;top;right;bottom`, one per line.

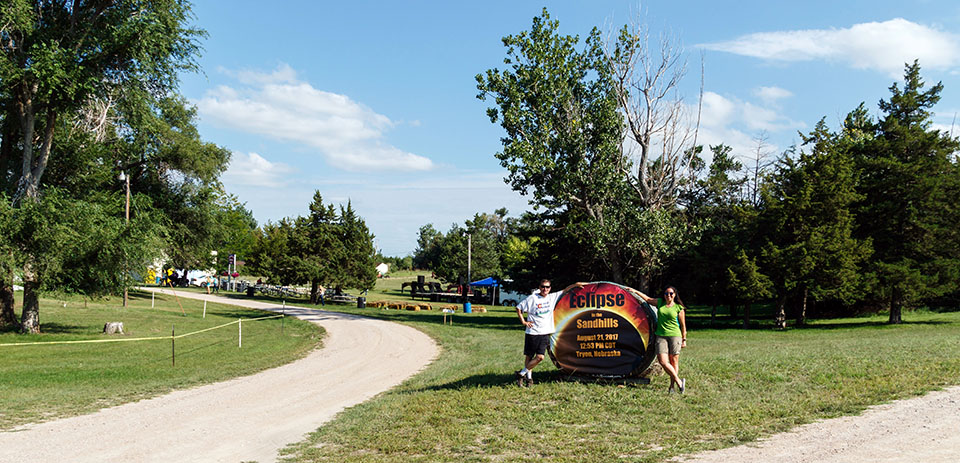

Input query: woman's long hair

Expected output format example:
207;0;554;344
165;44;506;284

665;285;686;309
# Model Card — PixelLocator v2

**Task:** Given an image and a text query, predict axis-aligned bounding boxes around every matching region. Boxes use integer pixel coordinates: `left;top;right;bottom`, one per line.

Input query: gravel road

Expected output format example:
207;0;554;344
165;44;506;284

0;289;438;463
680;384;960;462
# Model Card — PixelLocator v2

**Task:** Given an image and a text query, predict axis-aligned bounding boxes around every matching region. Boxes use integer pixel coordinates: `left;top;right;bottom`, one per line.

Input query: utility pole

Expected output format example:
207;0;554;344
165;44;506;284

121;171;130;308
467;233;472;301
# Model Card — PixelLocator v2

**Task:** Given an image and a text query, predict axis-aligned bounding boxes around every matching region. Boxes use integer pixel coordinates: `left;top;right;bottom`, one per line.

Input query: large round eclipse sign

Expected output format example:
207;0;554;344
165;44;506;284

549;282;657;378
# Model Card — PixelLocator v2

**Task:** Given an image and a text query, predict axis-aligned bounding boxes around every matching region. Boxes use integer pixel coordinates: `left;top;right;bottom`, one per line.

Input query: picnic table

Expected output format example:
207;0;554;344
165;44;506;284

327;294;357;304
426;291;475;303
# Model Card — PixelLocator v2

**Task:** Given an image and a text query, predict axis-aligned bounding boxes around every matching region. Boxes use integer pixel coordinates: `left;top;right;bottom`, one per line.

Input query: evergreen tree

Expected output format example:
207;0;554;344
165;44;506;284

760;120;871;328
673;144;750;321
295;192;342;304
726;250;773;329
851;62;960;323
335;201;377;293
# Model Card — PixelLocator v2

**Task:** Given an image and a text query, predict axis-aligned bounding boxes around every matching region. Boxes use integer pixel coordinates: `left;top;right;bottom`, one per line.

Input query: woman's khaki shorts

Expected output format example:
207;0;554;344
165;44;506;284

656;336;682;355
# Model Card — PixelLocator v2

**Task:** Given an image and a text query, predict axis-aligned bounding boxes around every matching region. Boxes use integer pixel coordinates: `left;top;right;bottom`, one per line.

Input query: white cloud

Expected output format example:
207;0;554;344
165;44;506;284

701;18;960;77
222;151;295;187
218;63;299;85
701;91;804;133
754;86;793;105
742;102;802;132
931;122;958;137
701;91;738;127
197;64;434;172
694;91;806;163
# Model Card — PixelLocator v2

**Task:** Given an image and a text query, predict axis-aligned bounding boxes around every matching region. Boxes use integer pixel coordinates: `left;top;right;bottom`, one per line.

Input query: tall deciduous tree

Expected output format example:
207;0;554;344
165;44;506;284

477;9;698;289
0;196;17;326
210;192;258;272
476;9;627;280
412;224;442;271
1;0;207;333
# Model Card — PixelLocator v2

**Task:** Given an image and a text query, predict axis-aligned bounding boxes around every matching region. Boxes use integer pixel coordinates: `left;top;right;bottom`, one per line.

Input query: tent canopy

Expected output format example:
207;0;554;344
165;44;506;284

470;277;499;287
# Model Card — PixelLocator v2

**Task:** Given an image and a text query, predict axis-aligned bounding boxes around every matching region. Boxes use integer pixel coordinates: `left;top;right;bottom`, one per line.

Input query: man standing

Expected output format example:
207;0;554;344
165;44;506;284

516;279;584;386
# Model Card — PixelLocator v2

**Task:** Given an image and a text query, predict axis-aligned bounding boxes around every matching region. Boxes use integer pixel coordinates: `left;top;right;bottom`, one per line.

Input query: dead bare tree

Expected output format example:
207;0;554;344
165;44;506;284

72;93;116;143
605;19;703;211
746;131;775;206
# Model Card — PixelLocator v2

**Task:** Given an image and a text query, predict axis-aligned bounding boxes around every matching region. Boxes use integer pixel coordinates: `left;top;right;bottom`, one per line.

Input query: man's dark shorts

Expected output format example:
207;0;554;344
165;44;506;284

524;333;551;356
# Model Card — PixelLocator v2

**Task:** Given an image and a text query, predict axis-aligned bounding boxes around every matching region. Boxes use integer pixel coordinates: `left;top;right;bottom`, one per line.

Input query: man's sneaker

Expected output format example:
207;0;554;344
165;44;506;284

525;376;534;387
516;370;527;387
678;378;686;394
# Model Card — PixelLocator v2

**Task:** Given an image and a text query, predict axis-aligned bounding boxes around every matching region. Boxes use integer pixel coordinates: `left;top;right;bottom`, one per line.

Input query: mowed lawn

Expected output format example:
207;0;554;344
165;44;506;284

0;289;322;430
3;278;959;462
278;296;960;462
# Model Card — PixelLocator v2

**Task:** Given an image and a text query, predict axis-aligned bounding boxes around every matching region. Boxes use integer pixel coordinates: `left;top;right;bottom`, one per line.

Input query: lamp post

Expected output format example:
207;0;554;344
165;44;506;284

119;171;130;307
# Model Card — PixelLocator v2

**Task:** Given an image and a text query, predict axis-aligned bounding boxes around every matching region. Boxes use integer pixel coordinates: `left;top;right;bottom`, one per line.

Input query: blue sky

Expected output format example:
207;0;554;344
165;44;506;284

178;1;960;257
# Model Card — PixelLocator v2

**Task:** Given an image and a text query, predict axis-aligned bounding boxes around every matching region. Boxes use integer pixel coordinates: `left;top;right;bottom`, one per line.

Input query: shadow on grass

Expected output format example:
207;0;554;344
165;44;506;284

35;322;89;335
685;315;952;331
203;307;290;319
173;338;232;361
143;338;231;366
795;319;952;330
421;369;650;392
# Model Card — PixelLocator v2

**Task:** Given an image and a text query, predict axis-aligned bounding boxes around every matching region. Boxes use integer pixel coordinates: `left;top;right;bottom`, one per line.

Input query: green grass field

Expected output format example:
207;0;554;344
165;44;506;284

0;289;322;430
3;278;959;462
276;298;960;462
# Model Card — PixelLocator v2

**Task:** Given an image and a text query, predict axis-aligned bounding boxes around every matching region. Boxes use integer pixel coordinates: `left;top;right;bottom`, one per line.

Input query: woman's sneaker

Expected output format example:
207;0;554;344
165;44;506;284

679;378;686;394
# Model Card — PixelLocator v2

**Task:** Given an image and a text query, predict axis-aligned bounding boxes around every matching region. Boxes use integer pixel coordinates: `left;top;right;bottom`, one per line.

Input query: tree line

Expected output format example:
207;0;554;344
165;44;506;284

0;2;377;333
0;1;246;333
245;192;378;304
412;10;960;326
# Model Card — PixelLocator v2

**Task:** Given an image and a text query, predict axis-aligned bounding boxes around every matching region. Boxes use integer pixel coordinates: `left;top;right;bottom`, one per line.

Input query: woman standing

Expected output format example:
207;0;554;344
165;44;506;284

630;286;688;393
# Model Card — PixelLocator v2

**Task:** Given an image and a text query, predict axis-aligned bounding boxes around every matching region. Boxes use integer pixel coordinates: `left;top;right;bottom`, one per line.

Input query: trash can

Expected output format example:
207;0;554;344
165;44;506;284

246;287;255;297
464;302;472;313
357;296;366;308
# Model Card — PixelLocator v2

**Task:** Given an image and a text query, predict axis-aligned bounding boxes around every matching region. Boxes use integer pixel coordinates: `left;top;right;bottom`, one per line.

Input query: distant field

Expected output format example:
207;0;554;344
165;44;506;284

203;270;509;309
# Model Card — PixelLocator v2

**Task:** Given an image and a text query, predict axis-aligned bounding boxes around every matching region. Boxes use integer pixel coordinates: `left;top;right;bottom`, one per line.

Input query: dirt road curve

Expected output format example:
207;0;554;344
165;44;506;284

680;384;960;463
0;289;438;463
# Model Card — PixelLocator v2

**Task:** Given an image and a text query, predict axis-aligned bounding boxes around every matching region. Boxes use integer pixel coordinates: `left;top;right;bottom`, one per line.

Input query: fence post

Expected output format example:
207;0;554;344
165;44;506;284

203;300;207;319
238;318;242;348
281;308;285;334
171;324;175;367
152;292;155;308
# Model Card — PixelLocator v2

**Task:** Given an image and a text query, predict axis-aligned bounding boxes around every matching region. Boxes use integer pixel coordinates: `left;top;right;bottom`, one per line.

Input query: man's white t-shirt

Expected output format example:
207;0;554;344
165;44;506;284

517;291;563;335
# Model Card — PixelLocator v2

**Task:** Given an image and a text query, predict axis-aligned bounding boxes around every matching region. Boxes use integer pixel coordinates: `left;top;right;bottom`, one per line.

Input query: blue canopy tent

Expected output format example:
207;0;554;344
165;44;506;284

470;277;499;287
470;277;500;305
